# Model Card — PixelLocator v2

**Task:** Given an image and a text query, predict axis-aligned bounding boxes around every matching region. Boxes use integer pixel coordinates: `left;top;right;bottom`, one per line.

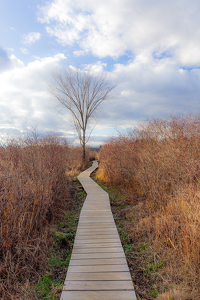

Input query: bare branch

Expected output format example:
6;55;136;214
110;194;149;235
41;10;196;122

49;67;116;160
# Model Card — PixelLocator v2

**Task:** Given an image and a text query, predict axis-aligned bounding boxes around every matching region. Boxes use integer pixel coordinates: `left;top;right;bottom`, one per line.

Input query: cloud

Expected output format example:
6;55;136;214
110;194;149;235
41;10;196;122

0;48;24;73
0;50;122;145
20;48;29;55
0;53;71;137
81;57;200;133
1;51;200;146
6;48;14;52
36;0;200;137
37;0;200;66
0;48;11;72
22;32;41;45
83;61;107;73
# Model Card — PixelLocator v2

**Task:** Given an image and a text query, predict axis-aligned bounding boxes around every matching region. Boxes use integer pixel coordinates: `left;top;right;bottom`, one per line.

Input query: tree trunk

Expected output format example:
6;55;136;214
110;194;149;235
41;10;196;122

82;130;86;161
82;143;86;161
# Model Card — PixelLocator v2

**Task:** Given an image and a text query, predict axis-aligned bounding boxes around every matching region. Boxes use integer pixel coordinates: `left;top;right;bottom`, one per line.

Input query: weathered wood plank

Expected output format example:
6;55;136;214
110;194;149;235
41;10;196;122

60;291;137;300
73;242;122;249
77;224;116;228
71;252;125;259
69;258;127;266
76;228;118;233
65;272;131;281
75;234;118;239
73;238;121;245
63;280;134;290
72;247;124;254
67;264;130;273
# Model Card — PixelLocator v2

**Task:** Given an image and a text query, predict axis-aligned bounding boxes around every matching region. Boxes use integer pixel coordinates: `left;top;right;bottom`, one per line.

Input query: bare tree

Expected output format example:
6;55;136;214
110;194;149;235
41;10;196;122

50;67;115;160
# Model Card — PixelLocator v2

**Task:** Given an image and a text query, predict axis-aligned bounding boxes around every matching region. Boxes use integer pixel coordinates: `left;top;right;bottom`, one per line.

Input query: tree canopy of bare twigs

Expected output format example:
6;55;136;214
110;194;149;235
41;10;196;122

50;67;116;160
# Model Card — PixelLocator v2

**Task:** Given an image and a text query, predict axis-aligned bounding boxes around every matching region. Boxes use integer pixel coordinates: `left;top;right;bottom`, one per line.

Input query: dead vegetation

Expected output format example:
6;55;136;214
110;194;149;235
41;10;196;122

0;132;91;299
96;114;200;299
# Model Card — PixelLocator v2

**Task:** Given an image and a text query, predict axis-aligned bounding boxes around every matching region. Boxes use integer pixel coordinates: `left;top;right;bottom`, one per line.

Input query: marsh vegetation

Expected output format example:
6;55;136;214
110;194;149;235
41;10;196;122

96;114;200;299
0;132;94;299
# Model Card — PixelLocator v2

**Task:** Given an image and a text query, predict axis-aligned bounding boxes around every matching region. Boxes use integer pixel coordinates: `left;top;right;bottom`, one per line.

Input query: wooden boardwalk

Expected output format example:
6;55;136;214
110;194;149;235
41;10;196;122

60;161;137;300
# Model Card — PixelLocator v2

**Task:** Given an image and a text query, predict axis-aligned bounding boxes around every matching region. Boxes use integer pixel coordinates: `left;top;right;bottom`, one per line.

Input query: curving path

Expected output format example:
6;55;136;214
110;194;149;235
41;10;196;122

60;160;137;300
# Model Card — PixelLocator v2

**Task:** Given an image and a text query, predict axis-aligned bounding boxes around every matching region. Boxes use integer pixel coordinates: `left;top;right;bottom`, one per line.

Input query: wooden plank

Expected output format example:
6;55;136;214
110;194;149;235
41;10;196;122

83;204;110;206
69;258;127;266
60;291;137;300
75;234;118;240
81;210;112;214
78;219;115;223
76;229;116;233
83;201;110;205
81;209;111;213
78;222;115;226
77;223;116;228
63;280;134;290
73;239;121;245
75;232;118;237
75;232;118;236
72;247;124;254
76;227;118;236
67;264;130;273
77;226;116;230
82;207;111;211
73;242;122;249
65;272;131;281
79;216;114;220
71;252;125;259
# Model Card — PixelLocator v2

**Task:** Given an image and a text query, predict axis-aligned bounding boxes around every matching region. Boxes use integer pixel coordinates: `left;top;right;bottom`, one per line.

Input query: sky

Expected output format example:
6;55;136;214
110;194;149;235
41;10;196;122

1;0;200;146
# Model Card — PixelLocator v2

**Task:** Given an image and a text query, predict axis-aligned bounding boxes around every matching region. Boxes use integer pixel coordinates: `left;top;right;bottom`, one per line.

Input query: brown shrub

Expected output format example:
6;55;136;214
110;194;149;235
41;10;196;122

65;146;93;176
0;133;84;299
97;114;200;297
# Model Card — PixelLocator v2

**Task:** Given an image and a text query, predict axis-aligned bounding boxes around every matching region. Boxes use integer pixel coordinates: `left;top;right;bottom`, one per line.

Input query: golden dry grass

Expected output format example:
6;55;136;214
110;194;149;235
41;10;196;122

0;133;88;299
97;114;200;299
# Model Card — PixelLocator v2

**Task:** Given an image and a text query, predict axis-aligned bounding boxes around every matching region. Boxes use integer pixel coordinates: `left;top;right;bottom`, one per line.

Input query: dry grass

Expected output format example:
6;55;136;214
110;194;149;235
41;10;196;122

65;146;96;177
97;114;200;299
0;132;87;300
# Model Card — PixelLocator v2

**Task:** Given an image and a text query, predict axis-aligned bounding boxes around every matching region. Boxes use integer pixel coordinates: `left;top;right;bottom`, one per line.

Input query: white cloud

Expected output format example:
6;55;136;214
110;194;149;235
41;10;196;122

22;32;41;45
83;61;107;73
82;56;200;133
10;55;24;69
0;53;71;137
0;48;24;73
20;48;29;55
1;50;200;146
6;48;14;52
38;0;200;66
2;0;200;147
